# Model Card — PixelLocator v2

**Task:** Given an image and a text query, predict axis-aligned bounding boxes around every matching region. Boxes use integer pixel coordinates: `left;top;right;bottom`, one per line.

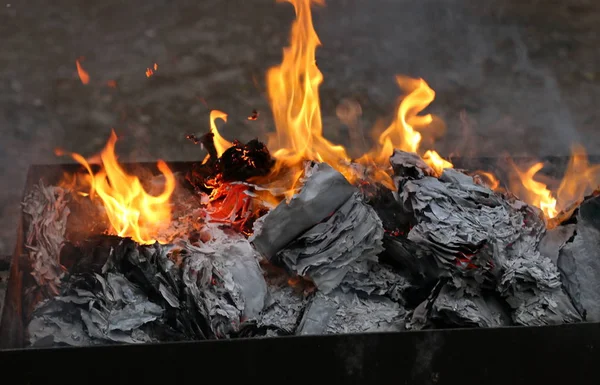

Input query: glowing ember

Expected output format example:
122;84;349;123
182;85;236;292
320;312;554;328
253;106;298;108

107;80;117;88
248;110;259;121
58;130;175;244
146;63;158;78
75;59;90;85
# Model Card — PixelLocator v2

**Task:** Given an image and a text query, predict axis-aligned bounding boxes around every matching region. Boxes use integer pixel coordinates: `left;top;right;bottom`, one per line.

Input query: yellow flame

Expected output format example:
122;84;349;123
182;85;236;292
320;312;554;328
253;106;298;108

210;110;231;157
512;145;600;219
266;0;350;181
264;0;452;194
60;130;176;244
423;150;453;176
362;76;452;178
556;144;600;211
513;162;558;218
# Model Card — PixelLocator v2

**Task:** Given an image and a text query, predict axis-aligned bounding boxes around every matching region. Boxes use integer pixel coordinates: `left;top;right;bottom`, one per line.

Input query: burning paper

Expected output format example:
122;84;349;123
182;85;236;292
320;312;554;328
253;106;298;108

391;150;582;326
251;163;384;293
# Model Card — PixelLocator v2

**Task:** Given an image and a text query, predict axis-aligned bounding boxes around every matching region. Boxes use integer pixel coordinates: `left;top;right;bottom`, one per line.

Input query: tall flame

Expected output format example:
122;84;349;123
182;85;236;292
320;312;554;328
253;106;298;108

266;0;350;176
265;0;452;192
60;130;175;244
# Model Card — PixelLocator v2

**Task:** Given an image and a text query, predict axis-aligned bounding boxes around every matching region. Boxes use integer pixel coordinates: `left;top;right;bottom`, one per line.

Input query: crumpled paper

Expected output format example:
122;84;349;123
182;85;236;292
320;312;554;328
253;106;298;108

28;225;269;346
407;278;510;330
400;168;545;277
557;195;600;321
258;283;307;334
297;289;405;335
179;232;268;338
251;162;356;259
275;192;384;293
391;151;580;326
252;163;384;293
29;272;162;346
431;279;510;328
22;181;70;294
339;260;410;303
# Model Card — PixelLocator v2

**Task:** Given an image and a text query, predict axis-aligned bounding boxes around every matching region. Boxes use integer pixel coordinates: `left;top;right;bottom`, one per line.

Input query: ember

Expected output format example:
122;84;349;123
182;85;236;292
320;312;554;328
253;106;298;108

4;0;600;350
75;58;90;85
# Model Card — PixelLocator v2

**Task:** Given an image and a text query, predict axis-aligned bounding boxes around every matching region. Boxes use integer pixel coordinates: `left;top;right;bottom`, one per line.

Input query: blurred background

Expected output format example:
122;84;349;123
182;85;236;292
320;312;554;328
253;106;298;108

1;0;599;255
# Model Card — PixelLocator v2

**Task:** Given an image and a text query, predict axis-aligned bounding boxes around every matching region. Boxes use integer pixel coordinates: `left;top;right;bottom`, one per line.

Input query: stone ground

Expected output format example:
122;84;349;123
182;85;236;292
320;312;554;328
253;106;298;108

1;0;600;257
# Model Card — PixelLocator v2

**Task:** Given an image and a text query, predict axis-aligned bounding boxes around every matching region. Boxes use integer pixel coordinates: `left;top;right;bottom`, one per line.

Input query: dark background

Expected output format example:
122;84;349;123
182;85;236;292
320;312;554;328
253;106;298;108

1;0;599;256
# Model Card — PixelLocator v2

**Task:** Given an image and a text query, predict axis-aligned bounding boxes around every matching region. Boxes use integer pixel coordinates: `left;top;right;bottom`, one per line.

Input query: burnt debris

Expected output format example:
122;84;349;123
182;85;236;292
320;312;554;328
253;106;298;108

13;149;600;348
186;130;274;195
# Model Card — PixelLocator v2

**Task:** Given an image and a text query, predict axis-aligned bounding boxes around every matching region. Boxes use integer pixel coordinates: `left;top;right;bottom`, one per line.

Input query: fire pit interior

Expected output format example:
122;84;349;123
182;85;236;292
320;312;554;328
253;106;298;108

2;0;600;349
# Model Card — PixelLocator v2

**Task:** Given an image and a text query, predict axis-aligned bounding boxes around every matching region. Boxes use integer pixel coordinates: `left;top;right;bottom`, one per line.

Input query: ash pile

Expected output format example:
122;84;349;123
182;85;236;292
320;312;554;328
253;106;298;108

22;150;600;347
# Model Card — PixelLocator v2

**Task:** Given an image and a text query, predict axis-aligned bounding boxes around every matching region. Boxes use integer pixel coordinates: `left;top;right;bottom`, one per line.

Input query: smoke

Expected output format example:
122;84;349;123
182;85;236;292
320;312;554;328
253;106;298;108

316;0;584;159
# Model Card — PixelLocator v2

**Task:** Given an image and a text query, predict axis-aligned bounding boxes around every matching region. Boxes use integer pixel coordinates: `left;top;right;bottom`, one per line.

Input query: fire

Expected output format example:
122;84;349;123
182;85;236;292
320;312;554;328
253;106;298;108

210;110;232;157
423;150;453;176
265;0;452;193
75;59;90;85
146;63;158;78
512;162;558;218
474;170;500;190
556;144;600;211
511;145;600;219
266;0;350;178
58;130;175;244
367;76;452;176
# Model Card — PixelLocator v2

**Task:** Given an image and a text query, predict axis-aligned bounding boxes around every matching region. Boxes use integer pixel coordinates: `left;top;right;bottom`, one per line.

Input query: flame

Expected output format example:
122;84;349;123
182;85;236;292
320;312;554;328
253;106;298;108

146;63;158;78
556;144;600;211
512;162;558;218
59;130;175;244
266;0;350;179
264;0;452;194
511;145;600;219
422;150;453;176
370;76;451;176
474;170;500;190
75;59;90;85
210;110;232;157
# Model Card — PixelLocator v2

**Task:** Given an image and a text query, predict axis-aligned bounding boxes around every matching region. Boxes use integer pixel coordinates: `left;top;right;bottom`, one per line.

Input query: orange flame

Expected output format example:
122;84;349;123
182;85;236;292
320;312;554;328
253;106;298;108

423;150;454;176
266;0;350;178
210;110;232;157
512;162;558;218
59;130;175;244
474;170;500;190
556;144;600;211
511;145;600;219
146;63;158;78
369;76;451;175
264;0;452;193
75;59;90;85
